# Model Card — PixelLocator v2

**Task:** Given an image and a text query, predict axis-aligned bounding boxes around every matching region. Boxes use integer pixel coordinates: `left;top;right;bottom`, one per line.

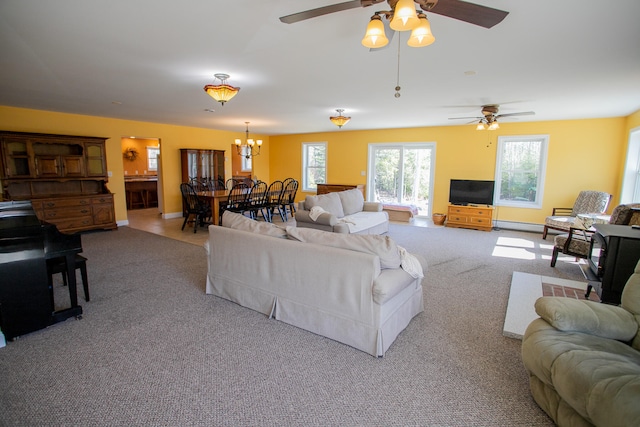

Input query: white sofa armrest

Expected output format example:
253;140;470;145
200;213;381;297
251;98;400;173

363;202;382;212
295;209;337;226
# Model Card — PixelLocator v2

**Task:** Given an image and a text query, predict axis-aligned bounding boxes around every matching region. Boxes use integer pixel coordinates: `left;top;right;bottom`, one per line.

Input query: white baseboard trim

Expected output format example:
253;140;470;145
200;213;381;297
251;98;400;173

493;220;561;237
163;211;183;219
117;219;129;227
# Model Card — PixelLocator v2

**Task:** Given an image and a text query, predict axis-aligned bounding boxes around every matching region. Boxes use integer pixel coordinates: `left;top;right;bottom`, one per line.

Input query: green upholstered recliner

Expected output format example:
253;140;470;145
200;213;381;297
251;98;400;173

522;260;640;427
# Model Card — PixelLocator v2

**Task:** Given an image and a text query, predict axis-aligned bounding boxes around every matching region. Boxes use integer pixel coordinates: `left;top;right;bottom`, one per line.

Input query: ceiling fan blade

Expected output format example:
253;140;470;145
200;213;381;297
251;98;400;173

448;116;482;120
279;0;362;24
428;0;509;29
496;111;535;118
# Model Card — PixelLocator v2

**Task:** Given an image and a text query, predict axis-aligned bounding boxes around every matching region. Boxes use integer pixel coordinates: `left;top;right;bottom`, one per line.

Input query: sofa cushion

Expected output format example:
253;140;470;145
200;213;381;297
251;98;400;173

338;189;365;216
305;192;345;218
222;211;287;238
373;268;417;304
285;226;401;269
342;211;388;234
535;297;638;341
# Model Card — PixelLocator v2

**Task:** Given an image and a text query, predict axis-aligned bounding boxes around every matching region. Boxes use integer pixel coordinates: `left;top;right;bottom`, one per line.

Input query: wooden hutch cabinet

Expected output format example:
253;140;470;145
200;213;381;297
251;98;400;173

0;131;116;233
180;149;225;184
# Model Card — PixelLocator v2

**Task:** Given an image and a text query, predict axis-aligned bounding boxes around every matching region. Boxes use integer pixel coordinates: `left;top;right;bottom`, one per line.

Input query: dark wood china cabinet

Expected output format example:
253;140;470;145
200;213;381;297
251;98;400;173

0;131;116;233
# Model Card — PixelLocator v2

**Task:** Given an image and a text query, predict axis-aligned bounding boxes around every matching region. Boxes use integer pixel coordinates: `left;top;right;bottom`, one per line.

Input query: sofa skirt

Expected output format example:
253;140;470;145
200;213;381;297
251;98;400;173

206;273;423;357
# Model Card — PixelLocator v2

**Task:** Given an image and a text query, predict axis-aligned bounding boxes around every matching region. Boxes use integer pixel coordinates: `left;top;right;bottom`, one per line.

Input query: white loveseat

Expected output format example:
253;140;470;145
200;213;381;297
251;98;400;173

205;211;425;357
295;188;389;234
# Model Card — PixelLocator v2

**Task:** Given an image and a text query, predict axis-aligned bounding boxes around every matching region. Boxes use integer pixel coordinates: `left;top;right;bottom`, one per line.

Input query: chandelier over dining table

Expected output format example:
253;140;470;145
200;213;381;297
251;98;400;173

235;122;262;159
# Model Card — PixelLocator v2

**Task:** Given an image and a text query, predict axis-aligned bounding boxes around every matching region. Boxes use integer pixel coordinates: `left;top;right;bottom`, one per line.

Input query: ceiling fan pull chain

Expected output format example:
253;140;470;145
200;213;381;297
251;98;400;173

395;33;401;98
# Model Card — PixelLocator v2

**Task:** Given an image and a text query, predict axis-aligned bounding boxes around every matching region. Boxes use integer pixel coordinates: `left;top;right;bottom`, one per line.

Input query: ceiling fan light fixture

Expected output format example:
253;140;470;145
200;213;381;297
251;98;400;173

407;13;435;47
488;121;500;130
330;109;351;128
362;15;389;48
204;73;240;106
390;0;420;31
476;121;486;130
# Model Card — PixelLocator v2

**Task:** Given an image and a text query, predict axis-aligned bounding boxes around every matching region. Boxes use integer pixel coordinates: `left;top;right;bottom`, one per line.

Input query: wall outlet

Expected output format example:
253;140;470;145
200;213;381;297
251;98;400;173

361;170;366;176
108;171;113;177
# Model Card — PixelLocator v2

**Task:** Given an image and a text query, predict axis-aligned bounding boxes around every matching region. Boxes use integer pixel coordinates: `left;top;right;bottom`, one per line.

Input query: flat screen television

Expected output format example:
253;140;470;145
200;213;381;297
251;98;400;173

449;179;495;206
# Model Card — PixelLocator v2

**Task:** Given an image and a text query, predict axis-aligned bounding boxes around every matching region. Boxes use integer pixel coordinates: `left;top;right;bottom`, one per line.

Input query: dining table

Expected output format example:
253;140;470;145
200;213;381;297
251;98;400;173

198;190;230;226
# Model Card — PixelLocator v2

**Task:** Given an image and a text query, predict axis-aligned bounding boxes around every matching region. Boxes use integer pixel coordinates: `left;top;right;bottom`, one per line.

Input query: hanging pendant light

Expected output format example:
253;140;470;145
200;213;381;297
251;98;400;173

361;14;389;48
203;73;240;106
329;109;351;128
390;0;419;31
407;13;435;47
234;122;262;158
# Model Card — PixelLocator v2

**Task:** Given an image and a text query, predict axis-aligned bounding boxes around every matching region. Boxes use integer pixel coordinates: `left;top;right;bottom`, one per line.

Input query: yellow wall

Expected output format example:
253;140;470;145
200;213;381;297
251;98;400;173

0;106;270;223
270;117;629;225
1;105;638;227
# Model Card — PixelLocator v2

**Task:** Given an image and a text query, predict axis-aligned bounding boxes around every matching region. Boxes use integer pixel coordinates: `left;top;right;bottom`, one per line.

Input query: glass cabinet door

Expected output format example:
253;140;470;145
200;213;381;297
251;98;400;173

86;143;106;176
3;140;31;177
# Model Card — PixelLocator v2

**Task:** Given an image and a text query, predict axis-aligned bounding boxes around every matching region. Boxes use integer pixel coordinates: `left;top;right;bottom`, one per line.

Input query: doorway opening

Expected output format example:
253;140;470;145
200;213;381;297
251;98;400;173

121;137;161;212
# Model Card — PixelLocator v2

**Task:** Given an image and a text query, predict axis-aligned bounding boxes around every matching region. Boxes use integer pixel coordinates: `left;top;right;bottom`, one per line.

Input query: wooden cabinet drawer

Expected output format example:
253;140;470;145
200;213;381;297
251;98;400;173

448;215;468;224
41;198;91;209
469;209;491;217
91;194;113;205
42;205;92;220
469;216;491;225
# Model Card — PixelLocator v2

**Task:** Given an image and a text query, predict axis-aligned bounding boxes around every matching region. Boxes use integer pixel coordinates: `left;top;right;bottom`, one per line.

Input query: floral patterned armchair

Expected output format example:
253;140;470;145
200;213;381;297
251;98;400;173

550;203;640;268
542;190;611;239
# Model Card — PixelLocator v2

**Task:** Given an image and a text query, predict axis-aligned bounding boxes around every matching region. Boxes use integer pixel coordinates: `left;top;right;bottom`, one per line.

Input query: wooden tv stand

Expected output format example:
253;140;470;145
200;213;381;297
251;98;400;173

446;204;494;232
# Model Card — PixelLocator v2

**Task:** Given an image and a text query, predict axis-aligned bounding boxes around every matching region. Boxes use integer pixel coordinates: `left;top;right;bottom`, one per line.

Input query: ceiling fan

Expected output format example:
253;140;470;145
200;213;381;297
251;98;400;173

279;0;509;29
449;105;535;130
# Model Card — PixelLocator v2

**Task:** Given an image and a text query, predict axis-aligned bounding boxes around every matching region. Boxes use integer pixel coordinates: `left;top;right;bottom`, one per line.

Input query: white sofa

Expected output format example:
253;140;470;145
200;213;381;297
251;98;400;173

295;188;389;234
205;211;425;357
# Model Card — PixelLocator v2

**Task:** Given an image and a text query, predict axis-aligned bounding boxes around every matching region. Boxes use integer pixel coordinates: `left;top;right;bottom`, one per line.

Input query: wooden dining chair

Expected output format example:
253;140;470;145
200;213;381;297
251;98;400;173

180;183;212;233
266;180;285;222
246;181;269;221
219;183;249;223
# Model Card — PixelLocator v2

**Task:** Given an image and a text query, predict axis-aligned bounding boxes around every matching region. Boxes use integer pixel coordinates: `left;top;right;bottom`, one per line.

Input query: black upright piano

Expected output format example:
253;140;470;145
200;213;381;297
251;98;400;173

0;200;83;340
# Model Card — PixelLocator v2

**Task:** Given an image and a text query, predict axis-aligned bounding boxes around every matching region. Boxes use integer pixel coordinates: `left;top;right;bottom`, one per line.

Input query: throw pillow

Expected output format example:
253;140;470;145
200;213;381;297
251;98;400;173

222;211;287;238
305;192;345;218
285;226;401;269
338;189;365;216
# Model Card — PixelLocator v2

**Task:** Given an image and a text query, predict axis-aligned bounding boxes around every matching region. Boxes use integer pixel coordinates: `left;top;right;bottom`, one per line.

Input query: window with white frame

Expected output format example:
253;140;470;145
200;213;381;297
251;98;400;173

494;135;548;208
302;142;327;192
147;146;159;171
620;128;640;203
240;145;253;172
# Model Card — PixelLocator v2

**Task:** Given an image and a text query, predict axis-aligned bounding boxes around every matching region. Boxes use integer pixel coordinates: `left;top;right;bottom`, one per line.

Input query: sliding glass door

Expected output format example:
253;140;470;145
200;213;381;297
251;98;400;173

367;143;435;216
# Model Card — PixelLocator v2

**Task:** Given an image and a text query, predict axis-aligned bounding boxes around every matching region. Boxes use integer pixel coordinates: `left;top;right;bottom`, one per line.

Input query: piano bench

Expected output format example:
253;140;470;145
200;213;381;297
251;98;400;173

47;254;90;303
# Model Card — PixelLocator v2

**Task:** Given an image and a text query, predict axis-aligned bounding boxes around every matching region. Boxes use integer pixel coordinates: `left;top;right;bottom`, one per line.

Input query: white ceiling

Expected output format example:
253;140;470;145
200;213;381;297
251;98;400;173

1;0;639;136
